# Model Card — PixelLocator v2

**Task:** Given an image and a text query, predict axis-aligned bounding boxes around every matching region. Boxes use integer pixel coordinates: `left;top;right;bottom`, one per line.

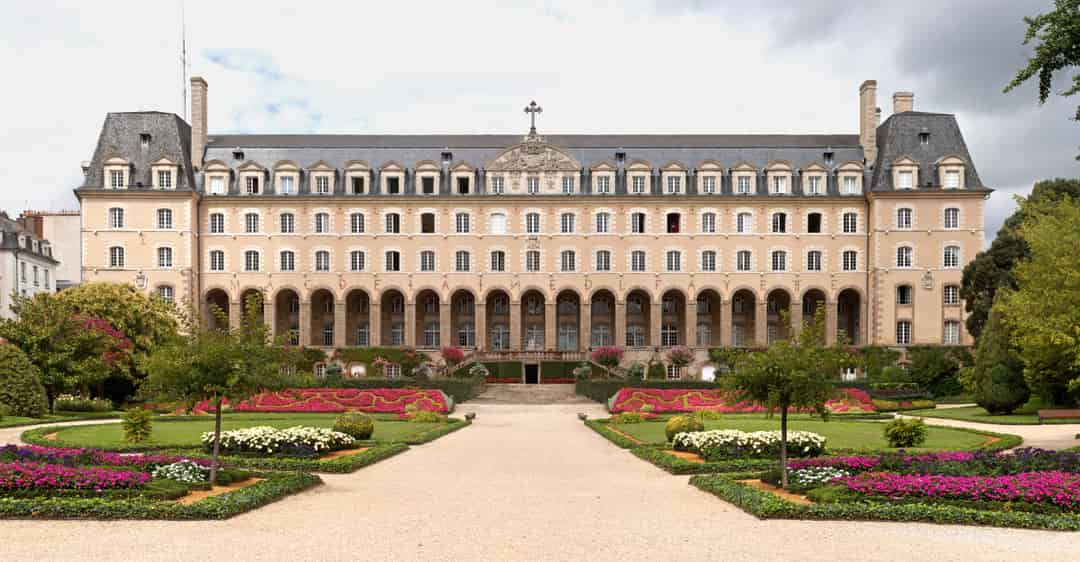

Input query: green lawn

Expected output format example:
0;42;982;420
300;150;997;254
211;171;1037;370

907;397;1080;425
42;413;444;449
0;411;122;429
612;416;994;452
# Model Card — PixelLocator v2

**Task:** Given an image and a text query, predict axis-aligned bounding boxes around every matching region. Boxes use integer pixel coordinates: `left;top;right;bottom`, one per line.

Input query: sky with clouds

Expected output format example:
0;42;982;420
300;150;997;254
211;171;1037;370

1;0;1076;244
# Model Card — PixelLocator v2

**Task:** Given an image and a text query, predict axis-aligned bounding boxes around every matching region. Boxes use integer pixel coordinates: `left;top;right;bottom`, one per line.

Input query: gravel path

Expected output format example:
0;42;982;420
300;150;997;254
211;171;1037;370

895;413;1080;450
1;405;1078;561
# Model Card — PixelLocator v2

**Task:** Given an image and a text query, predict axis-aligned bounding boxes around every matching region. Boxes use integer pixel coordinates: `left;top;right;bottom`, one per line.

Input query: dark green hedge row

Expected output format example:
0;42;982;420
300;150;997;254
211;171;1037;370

161;443;409;473
632;447;777;475
0;471;322;520
575;379;722;403
688;474;1080;531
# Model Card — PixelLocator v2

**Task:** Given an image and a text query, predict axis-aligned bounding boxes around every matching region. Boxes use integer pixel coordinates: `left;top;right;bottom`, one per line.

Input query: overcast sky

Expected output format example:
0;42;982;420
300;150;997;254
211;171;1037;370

2;0;1076;244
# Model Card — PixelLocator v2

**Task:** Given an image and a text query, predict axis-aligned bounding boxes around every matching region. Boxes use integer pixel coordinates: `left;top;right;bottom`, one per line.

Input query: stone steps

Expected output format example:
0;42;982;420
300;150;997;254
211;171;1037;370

472;384;592;405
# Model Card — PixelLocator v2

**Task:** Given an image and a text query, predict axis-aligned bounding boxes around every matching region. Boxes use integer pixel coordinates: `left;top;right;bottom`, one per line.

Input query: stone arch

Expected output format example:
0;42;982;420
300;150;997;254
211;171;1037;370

380;289;407;346
309;288;335;347
274;288;301;344
624;288;652;348
450;288;477;349
485;288;512;351
345;288;371;347
204;288;230;330
410;284;444;304
238;288;265;325
837;288;862;345
660;288;687;347
555;288;582;351
695;288;723;347
589;288;617;348
801;287;828;323
520;288;547;350
414;289;441;350
766;288;793;343
730;288;757;347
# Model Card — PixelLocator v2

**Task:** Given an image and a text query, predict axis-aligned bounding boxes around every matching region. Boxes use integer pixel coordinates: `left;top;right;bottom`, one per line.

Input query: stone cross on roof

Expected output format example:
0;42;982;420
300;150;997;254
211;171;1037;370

524;100;542;136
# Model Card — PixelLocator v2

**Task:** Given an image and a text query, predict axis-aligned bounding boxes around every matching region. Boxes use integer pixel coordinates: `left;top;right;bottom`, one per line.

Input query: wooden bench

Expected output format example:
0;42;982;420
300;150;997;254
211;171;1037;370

1036;409;1080;424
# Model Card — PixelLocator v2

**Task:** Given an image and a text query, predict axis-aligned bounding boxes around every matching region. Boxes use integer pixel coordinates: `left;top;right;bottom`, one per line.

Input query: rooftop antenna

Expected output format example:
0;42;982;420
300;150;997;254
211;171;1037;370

180;0;189;120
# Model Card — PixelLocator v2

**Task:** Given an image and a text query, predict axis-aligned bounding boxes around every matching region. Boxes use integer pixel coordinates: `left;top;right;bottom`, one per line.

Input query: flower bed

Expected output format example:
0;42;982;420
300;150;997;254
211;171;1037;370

0;444;212;470
608;387;875;414
836;471;1080;510
201;426;354;456
194;388;451;414
788;448;1080;476
672;429;826;461
0;462;149;491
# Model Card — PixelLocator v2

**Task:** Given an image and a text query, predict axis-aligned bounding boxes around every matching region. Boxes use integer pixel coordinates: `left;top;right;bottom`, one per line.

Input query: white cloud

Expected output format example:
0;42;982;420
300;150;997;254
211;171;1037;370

1;0;1076;247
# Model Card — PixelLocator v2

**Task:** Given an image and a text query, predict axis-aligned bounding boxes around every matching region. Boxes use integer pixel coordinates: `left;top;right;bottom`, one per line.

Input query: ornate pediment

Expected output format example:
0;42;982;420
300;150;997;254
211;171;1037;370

486;138;581;173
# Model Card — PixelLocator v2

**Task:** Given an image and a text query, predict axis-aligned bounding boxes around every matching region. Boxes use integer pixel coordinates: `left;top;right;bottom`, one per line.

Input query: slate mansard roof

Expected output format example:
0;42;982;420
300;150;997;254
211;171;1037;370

77;111;986;195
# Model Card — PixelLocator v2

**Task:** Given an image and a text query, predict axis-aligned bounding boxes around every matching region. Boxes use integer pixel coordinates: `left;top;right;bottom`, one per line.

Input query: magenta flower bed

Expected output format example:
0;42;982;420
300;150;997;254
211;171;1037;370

0;462;149;491
195;388;450;414
609;387;875;414
838;471;1080;510
1;444;212;470
789;451;978;472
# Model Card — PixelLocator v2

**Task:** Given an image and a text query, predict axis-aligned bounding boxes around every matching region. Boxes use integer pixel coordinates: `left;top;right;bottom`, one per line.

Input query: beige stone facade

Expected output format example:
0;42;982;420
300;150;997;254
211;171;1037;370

76;79;987;375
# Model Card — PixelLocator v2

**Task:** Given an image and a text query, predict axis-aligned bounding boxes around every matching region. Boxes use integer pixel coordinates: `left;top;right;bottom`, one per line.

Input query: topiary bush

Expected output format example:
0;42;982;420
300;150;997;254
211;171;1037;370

883;418;928;448
0;343;47;417
665;414;704;442
122;408;153;443
406;410;446;423
333;412;375;440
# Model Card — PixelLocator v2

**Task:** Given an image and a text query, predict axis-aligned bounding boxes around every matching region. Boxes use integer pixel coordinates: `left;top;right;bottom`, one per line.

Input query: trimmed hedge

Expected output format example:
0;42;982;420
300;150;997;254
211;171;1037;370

631;446;777;475
0;471;322;520
688;473;1080;531
161;443;409;473
872;398;937;412
575;379;721;403
584;419;642;449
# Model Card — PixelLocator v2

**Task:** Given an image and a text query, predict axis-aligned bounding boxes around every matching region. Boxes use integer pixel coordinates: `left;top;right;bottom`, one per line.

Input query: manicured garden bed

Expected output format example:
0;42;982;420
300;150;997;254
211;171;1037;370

23;413;467;451
689;448;1080;531
906;398;1080;425
194;388;453;414
608;387;875;415
160;442;411;473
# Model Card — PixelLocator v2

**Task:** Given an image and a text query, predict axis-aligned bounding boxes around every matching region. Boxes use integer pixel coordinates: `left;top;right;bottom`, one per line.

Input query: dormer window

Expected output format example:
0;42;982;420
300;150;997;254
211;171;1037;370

109;169;125;189
140;133;151;147
387;177;401;194
421;176;435;195
806;175;822;195
919;131;930;146
156;169;172;189
666;175;681;194
594;176;609;194
351;176;366;194
771;175;787;194
824;150;834;165
232;149;245;160
898;170;914;189
457;177;471;195
944;170;960;189
315;175;330;195
245;175;260;195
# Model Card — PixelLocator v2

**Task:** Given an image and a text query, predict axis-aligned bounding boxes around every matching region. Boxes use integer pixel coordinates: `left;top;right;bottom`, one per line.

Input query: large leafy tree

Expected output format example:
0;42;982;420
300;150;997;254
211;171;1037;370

725;310;853;488
0;293;131;411
998;196;1080;406
141;293;290;484
961;306;1029;415
57;282;179;380
962;178;1080;338
1005;0;1080;159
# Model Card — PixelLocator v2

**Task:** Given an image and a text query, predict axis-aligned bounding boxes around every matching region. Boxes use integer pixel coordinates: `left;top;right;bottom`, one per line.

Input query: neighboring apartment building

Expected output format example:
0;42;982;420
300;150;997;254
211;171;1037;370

19;210;81;290
76;78;986;378
0;212;59;318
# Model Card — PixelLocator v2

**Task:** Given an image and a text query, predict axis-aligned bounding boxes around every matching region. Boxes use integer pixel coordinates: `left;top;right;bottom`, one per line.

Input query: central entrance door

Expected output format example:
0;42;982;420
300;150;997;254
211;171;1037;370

524;364;539;384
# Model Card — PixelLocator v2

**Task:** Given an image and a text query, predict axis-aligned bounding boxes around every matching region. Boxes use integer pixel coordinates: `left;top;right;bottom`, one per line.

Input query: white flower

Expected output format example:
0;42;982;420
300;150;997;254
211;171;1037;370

201;426;353;455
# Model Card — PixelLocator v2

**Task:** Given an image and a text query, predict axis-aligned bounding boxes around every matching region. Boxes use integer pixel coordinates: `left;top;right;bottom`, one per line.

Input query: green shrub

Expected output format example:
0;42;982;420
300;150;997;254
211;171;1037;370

54;394;113;412
407;410;446;423
974;365;1031;415
693;410;726;421
968;309;1030;414
871;398;936;411
121;408;153;443
610;412;647;424
805;483;856;504
332;412;374;440
665;414;704;441
883;418;928;448
647;361;667;380
0;344;47;418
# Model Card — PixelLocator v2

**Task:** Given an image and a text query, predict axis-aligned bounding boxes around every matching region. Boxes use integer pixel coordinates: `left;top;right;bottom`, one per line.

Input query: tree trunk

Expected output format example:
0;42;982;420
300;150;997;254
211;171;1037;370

209;396;222;486
780;405;789;489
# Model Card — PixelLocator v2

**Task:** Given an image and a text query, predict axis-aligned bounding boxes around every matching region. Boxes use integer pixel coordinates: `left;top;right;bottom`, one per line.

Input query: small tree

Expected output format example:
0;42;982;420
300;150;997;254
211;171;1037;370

725;309;852;488
590;346;624;370
965;306;1029;414
141;293;289;484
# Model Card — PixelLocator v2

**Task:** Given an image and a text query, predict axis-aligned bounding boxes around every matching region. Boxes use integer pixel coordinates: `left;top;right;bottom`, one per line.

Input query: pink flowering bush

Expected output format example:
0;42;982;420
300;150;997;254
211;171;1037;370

0;462;149;491
591;346;624;369
440;346;465;366
837;471;1080;510
666;346;694;368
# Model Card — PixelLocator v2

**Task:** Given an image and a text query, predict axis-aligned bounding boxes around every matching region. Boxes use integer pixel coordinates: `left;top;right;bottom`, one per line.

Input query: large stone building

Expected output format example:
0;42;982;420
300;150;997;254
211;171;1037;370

19;210;81;290
76;78;986;378
0;212;59;318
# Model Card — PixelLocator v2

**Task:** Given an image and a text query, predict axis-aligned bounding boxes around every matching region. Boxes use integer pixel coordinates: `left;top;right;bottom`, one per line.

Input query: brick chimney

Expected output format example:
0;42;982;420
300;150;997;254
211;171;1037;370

859;80;880;165
190;77;208;170
893;91;914;114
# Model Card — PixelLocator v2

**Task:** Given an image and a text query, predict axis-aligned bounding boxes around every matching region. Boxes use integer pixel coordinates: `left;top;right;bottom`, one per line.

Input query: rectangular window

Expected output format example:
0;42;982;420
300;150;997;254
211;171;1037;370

631;213;646;234
385;214;400;233
843;250;857;271
158;170;172;189
944;285;960;306
843;213;857;233
701;251;716;272
209;176;225;195
281;251;295;272
246;214;259;233
560;214;575;234
526;251;540;272
350;213;365;234
806;176;821;195
351;251;365;272
157;209;172;229
596;251;611;271
737;251;751;272
244;251;259;272
386;177;401;194
666;251;681;272
420;251;435;272
896;321;912;345
944;321;961;344
595;213;610;233
737;176;751;194
631;176;646;194
807;251;822;271
702;176;716;194
351;176;365;195
666;175;681;194
279;176;296;195
457;177;470;195
245;176;260;195
315;176;330;194
456;251;470;272
456;214;470;234
898;171;914;189
594;176;609;194
526;214;540;234
421;176;435;195
771;251;786;272
771;175;786;194
209;251;224;271
527;177;540;195
843;176;857;194
631;251;646;272
561;251;575;272
944;208;959;229
280;214;294;234
945;170;960;189
490;251;505;272
110;170;125;189
562;176;576;194
385;251;400;271
490;176;504;194
158;247;172;268
701;213;716;233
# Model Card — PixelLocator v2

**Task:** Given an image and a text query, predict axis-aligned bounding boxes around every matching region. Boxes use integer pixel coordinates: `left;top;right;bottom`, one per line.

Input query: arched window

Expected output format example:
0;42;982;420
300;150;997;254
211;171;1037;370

701;212;717;233
315;250;330;271
771;212;787;233
280;250;295;272
595;250;611;271
943;245;960;268
109;246;125;268
350;213;365;234
420;250;436;272
560;213;576;234
631;250;646;272
526;212;541;234
896;284;913;305
896;208;913;229
157;209;173;230
245;212;259;233
736;250;752;271
489;213;507;234
385;213;401;233
560;250;576;272
842;212;858;233
279;213;294;234
771;250;787;271
736;212;752;233
807;250;822;271
209;250;224;271
210;213;225;233
350;251;365;272
896;246;913;268
842;250;858;271
243;250;259;272
109;207;124;229
314;212;329;234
